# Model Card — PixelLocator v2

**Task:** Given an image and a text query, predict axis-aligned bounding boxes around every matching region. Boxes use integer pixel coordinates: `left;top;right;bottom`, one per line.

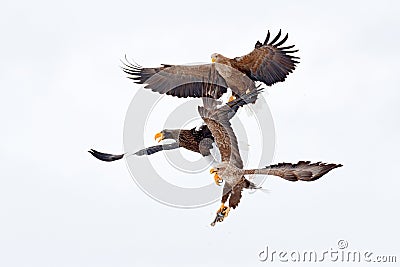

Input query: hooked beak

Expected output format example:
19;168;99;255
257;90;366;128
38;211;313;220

211;58;216;63
210;168;217;174
154;132;164;143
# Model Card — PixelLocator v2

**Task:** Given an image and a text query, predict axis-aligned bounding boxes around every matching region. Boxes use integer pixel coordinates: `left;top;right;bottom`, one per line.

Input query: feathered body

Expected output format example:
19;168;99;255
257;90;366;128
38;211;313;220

175;125;214;156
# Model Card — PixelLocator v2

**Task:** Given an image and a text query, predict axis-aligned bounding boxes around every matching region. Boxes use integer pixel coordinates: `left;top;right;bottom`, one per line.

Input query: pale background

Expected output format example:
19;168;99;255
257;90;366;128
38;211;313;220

1;0;399;266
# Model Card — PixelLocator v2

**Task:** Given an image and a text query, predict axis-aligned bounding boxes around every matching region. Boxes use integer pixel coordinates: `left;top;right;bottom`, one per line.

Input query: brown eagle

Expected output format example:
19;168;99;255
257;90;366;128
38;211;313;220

89;89;255;162
89;124;214;162
197;90;342;226
122;30;299;102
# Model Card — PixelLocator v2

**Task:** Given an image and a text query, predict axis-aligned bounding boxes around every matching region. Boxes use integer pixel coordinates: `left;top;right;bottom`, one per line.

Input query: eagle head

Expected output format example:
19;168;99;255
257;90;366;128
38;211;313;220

211;53;223;63
154;129;180;143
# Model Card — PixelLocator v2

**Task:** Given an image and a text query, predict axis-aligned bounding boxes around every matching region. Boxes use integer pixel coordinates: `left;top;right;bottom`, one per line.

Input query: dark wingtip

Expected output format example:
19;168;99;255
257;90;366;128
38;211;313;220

263;30;271;45
88;149;125;162
310;162;343;180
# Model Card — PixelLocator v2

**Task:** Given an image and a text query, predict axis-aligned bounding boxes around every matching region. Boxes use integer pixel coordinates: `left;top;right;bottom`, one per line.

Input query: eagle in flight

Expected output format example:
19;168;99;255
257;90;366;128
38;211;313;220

121;30;299;102
197;88;342;226
89;29;342;227
89;125;215;161
89;91;254;161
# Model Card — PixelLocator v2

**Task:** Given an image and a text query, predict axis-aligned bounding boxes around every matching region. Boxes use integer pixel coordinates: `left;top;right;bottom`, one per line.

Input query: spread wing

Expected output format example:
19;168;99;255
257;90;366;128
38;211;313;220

197;89;261;168
244;161;342;181
88;143;180;162
234;30;300;86
121;58;257;99
88;149;124;162
133;143;180;156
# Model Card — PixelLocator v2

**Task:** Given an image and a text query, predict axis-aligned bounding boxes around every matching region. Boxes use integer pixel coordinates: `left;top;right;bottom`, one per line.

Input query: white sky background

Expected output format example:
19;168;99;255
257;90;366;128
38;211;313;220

1;0;400;266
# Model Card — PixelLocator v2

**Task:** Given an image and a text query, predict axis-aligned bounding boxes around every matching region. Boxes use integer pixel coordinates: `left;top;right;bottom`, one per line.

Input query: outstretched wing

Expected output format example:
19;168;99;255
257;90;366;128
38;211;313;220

121;58;257;99
244;161;342;181
198;89;262;169
234;30;300;86
133;143;180;156
88;149;124;162
88;143;180;162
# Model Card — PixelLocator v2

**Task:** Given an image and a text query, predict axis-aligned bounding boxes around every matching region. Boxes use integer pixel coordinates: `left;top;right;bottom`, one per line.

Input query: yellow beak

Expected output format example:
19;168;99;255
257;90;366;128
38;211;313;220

154;132;164;143
210;168;217;174
211;58;216;63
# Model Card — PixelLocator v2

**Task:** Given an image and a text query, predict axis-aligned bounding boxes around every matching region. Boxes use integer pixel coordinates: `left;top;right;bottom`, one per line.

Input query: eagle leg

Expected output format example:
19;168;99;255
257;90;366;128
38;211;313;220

228;95;236;102
223;207;230;217
217;203;227;213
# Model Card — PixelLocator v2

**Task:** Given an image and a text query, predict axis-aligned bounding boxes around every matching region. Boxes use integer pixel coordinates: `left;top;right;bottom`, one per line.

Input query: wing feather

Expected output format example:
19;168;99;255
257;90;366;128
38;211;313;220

122;59;257;99
198;89;261;168
244;161;342;181
122;60;228;99
200;115;243;169
235;30;300;86
88;143;181;162
262;30;270;45
226;177;258;209
268;29;281;45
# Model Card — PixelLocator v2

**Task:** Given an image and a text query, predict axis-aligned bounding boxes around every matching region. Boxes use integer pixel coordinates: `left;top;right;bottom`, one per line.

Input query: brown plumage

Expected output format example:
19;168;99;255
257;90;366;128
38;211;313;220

155;126;215;156
122;60;257;102
121;30;299;102
212;29;299;86
181;127;215;156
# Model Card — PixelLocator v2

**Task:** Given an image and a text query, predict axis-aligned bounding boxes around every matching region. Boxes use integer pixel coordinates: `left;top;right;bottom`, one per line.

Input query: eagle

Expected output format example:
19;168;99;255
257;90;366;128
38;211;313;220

197;89;342;226
121;30;299;102
89;92;254;162
88;125;214;162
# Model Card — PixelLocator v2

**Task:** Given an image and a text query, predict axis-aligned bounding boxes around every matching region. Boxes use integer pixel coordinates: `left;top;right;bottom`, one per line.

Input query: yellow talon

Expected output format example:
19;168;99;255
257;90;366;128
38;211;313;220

154;132;163;143
218;205;230;218
224;207;230;218
228;95;236;102
211;204;230;226
210;168;222;186
214;173;222;186
217;203;226;213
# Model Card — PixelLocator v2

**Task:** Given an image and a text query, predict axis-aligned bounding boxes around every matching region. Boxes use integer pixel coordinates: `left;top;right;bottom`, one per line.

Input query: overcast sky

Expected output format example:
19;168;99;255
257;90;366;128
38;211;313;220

1;0;399;266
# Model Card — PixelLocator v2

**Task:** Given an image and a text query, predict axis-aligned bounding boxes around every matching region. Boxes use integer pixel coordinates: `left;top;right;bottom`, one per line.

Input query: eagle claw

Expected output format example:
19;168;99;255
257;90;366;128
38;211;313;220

214;173;223;186
210;204;230;226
